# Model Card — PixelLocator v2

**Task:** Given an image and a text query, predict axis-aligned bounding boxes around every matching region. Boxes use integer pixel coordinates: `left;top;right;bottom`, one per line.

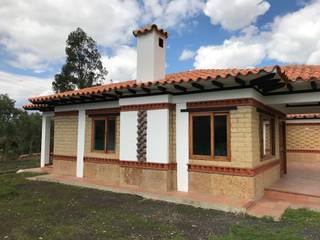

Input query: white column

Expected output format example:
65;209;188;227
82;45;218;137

146;109;169;163
176;103;189;192
40;112;53;168
76;110;86;177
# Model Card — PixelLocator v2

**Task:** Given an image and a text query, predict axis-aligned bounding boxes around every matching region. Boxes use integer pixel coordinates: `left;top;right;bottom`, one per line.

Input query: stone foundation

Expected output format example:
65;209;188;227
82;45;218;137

53;160;76;176
189;171;255;199
188;162;281;200
120;167;177;192
84;162;120;185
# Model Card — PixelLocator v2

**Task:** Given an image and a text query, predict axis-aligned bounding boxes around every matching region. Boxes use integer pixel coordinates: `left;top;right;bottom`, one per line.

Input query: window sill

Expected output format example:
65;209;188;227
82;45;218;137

261;155;275;161
190;155;231;162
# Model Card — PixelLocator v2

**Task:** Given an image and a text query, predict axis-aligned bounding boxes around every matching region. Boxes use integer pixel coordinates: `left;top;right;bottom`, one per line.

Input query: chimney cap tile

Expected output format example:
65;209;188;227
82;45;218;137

133;23;168;39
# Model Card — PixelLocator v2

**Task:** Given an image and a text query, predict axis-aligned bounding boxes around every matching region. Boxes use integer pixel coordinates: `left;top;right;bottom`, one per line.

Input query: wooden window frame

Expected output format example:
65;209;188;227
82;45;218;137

189;112;230;161
260;114;275;161
91;116;116;153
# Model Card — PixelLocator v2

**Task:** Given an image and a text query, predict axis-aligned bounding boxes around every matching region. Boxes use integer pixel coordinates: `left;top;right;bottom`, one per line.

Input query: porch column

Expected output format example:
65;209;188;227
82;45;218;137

40;112;53;168
76;110;86;177
176;103;189;192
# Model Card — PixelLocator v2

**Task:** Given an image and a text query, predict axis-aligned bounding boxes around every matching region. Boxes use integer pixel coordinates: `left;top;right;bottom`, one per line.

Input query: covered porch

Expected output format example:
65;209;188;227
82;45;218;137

262;91;320;205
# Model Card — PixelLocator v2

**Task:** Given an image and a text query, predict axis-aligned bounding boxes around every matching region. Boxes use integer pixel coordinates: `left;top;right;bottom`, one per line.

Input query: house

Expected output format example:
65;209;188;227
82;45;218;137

24;24;320;203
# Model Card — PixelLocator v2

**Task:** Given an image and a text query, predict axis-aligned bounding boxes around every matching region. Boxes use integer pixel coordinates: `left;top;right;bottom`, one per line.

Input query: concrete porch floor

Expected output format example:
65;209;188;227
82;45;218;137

248;159;320;220
26;172;254;214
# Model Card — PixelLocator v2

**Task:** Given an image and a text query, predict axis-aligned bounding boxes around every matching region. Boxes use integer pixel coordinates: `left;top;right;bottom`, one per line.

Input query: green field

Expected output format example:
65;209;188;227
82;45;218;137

0;160;319;240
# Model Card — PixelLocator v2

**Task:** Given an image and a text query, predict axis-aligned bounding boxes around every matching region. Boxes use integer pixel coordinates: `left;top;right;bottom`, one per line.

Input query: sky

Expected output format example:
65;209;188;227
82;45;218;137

0;0;320;107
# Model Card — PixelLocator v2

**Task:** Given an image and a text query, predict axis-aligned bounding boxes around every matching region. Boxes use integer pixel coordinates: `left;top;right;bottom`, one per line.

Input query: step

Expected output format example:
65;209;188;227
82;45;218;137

265;188;320;205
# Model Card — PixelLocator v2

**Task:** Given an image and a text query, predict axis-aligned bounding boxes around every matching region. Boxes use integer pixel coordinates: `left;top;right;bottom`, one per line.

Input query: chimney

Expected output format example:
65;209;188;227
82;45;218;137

133;24;168;82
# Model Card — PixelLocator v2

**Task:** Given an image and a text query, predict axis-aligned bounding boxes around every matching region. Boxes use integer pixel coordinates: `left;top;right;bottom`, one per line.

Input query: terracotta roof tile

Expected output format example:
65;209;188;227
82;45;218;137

23;103;50;110
281;65;320;81
287;113;320;119
27;64;320;104
133;24;168;38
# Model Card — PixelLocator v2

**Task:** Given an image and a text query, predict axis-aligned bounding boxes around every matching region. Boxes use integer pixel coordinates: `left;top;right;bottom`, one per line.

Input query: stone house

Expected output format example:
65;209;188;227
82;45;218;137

24;24;320;203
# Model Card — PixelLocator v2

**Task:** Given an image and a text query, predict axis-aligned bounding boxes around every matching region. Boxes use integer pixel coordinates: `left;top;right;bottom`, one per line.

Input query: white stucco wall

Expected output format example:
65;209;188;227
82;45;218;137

120;111;138;161
146;109;169;163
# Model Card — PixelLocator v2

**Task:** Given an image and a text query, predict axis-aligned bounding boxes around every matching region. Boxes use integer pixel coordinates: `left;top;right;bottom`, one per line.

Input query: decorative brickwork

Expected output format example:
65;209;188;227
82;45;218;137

286;123;320;151
188;159;279;177
120;161;177;170
121;103;175;112
137;110;147;162
84;157;119;164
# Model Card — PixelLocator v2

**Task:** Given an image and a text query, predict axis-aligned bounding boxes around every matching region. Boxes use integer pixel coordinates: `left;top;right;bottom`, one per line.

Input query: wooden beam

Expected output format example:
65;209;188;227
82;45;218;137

255;79;281;88
102;93;118;99
191;82;204;90
181;106;237;112
286;102;320;108
127;88;136;94
142;87;151;93
250;73;276;85
211;80;224;88
91;94;106;99
262;82;286;93
114;90;123;96
157;86;167;92
287;83;293;92
79;95;93;100
311;81;317;90
174;84;187;92
234;77;246;87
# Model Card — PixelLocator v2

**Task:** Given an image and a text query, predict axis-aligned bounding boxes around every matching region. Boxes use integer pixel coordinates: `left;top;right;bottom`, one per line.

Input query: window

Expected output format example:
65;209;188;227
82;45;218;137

158;37;164;48
190;112;230;160
260;115;275;160
92;117;116;152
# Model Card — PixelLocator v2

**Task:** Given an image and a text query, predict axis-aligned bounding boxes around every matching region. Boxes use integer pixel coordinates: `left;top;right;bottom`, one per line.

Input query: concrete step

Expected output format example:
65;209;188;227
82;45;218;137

265;188;320;205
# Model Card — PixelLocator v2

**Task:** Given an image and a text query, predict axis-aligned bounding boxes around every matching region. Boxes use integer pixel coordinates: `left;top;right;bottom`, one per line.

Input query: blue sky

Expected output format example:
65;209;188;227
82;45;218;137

0;0;319;106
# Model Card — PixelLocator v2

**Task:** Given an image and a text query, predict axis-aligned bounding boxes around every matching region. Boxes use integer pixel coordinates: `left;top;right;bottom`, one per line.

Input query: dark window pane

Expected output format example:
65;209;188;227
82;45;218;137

214;115;227;156
192;115;211;155
94;120;105;150
106;119;116;151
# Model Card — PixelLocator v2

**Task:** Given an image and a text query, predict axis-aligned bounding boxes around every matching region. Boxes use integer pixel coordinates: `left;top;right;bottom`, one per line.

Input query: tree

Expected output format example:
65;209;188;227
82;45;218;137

52;27;107;93
0;94;42;161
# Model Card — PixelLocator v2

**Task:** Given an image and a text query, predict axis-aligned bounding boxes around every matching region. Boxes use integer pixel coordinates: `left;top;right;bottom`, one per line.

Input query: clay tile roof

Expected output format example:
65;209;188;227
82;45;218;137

23;103;51;110
287;113;320;119
26;64;320;105
133;24;168;38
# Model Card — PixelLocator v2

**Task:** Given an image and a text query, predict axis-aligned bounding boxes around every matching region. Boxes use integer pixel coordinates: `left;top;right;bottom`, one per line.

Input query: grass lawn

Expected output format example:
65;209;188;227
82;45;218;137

0;162;319;239
0;158;39;173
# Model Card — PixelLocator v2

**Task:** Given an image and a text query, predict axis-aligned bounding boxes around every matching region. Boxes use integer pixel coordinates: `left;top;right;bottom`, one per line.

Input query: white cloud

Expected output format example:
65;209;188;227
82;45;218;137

194;39;265;68
179;49;195;60
204;0;270;31
194;26;265;68
0;71;52;107
266;0;320;64
143;0;204;28
102;46;137;82
195;0;320;68
0;0;141;71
